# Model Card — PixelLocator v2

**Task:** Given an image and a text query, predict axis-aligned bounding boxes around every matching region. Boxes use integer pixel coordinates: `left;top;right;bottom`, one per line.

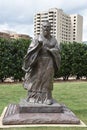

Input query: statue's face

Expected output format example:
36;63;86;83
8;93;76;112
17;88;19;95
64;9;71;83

42;22;51;37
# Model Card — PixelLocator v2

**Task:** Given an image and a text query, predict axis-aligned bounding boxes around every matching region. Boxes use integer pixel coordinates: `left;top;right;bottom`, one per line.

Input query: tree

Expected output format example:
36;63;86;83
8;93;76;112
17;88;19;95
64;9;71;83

71;42;87;79
1;38;87;82
59;42;72;80
0;38;31;82
56;42;87;80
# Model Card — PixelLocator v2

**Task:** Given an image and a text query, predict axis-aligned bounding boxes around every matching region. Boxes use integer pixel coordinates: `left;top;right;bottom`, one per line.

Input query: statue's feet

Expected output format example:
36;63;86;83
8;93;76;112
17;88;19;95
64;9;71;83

44;99;53;105
28;98;35;103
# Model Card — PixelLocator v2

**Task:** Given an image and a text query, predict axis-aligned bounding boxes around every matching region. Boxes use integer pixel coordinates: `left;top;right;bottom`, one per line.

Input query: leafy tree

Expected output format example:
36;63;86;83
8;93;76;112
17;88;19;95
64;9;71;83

1;38;87;82
56;42;87;80
59;42;72;80
0;38;31;82
71;42;87;79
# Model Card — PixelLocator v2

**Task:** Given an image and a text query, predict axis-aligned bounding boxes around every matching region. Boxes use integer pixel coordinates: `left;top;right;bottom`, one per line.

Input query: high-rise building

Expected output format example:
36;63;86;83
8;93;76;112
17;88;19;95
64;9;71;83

34;8;83;44
70;14;83;43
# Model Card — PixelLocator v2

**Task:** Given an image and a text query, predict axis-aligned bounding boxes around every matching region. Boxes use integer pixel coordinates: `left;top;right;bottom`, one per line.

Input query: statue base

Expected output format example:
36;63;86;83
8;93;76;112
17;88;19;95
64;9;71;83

2;99;80;125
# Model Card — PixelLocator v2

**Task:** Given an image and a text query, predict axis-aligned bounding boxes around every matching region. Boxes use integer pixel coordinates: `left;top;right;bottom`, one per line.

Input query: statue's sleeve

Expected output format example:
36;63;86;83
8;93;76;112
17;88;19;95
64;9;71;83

48;38;61;71
22;38;38;72
27;38;37;54
22;36;42;72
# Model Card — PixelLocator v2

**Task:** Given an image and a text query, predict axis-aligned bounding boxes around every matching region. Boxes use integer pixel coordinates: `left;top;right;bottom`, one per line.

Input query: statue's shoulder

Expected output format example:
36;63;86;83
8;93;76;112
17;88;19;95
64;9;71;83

29;35;39;48
51;35;57;42
51;35;58;45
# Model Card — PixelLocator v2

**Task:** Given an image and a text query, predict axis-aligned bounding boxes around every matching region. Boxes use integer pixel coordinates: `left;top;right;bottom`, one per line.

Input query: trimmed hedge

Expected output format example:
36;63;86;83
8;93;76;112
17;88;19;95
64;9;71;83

56;42;87;80
0;39;87;82
0;38;31;81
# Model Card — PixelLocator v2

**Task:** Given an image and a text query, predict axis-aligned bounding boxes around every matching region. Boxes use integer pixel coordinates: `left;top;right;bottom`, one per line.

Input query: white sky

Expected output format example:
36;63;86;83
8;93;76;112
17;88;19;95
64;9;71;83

0;0;87;41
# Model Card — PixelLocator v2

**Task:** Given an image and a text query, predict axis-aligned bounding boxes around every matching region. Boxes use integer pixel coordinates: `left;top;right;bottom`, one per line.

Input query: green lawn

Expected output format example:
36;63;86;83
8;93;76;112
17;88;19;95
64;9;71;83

0;81;87;130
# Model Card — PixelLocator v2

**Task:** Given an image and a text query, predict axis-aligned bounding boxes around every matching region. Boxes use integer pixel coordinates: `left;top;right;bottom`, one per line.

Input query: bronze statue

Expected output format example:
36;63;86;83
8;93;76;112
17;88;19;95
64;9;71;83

22;21;61;105
2;21;80;125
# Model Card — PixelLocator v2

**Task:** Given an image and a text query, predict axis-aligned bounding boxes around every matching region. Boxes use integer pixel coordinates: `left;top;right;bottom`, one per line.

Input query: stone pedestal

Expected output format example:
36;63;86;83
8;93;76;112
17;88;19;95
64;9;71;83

2;99;80;125
19;99;63;113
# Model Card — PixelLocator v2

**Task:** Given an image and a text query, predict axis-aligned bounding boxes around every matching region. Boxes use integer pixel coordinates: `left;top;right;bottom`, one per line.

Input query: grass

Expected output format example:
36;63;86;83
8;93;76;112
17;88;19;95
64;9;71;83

0;128;87;130
0;81;87;130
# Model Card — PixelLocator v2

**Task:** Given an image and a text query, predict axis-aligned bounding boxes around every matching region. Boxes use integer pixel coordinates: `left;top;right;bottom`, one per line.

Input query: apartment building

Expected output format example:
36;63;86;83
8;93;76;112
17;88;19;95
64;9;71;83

34;8;83;44
70;14;83;43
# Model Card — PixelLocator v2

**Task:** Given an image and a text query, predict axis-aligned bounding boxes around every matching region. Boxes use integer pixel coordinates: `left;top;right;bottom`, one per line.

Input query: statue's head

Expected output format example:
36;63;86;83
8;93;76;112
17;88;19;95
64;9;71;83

42;21;51;37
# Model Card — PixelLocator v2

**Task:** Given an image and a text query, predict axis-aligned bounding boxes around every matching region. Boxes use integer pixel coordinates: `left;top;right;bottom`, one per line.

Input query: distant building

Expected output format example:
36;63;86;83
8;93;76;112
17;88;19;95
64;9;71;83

0;32;10;39
70;14;83;43
10;33;31;40
0;30;31;40
34;8;83;44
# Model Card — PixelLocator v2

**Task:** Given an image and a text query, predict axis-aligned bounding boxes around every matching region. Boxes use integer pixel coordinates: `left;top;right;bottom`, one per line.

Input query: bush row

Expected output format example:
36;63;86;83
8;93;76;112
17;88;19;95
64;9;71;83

55;42;87;80
0;38;31;82
0;38;87;82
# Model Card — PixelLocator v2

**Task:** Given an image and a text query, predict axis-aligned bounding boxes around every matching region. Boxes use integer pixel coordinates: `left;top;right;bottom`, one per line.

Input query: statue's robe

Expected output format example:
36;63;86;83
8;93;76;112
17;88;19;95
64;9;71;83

22;34;61;102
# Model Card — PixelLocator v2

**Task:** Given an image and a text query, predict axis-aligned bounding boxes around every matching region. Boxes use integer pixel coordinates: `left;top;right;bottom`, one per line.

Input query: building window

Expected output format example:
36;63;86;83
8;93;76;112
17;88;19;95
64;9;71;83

73;26;75;28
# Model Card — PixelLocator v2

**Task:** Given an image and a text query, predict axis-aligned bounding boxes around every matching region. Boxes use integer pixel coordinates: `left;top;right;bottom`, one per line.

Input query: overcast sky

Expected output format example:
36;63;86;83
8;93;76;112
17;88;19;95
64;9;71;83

0;0;87;41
